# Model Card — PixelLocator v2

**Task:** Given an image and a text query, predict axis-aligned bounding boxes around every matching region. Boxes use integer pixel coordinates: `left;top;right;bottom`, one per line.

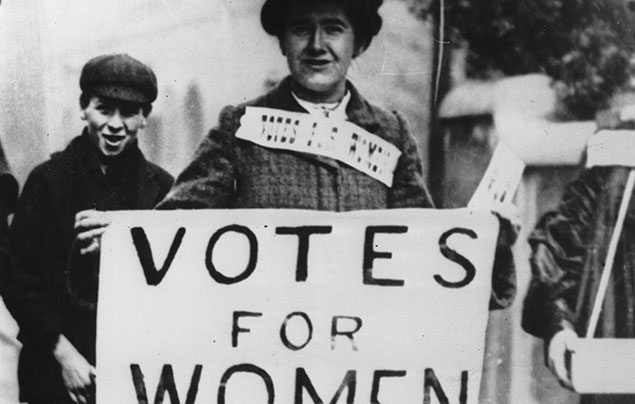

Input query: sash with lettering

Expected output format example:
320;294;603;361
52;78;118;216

235;107;401;187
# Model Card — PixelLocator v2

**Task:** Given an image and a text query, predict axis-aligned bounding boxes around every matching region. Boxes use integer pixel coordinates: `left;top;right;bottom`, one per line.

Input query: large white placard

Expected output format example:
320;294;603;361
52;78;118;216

97;209;499;403
572;339;635;393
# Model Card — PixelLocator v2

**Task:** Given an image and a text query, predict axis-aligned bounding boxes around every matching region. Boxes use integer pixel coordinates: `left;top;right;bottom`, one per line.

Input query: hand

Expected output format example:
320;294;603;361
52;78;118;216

53;335;96;404
547;328;578;390
75;210;110;255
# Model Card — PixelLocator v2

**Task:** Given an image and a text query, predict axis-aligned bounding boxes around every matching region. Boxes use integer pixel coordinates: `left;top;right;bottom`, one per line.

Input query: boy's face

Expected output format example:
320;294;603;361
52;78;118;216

82;95;146;157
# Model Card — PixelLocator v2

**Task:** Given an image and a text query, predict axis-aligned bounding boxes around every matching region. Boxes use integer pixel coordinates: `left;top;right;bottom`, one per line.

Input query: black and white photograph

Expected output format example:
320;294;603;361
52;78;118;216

0;0;634;403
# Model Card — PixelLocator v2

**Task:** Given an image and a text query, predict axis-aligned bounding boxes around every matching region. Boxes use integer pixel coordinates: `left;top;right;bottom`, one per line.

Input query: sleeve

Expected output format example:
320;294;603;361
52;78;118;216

0;202;11;291
4;167;64;348
521;167;608;339
156;106;239;209
388;112;435;209
0;234;11;296
152;168;175;206
0;174;18;215
385;112;516;309
489;217;517;310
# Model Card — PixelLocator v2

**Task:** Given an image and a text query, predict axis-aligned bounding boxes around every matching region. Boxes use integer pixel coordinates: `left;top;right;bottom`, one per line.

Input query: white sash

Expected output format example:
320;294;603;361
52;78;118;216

235;107;401;186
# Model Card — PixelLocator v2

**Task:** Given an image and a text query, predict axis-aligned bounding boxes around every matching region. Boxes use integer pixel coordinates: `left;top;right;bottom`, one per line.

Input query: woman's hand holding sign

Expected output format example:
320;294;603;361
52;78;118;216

547;328;578;390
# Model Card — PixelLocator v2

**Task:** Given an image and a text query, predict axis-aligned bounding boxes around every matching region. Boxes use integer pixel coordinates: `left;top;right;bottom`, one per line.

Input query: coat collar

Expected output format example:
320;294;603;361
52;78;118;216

257;77;384;171
62;132;164;209
267;76;381;133
135;159;164;209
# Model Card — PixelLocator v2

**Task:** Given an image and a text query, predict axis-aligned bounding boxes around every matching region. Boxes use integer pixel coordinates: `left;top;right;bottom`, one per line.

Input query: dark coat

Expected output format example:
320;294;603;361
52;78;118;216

158;77;515;309
523;166;635;339
157;77;434;210
0;137;17;296
522;166;635;403
4;133;173;402
0;137;18;217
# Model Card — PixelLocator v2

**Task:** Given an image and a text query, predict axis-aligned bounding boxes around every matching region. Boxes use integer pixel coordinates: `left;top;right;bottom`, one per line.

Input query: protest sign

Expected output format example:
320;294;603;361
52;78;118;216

572;339;635;393
468;143;525;209
97;208;498;403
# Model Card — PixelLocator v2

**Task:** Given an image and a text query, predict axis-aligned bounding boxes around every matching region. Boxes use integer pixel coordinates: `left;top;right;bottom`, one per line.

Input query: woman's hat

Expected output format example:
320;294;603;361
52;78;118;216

261;0;383;49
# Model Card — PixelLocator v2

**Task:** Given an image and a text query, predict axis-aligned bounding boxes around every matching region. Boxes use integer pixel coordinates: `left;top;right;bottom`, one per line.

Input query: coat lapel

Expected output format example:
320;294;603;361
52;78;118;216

345;82;381;134
135;159;162;209
64;132;161;211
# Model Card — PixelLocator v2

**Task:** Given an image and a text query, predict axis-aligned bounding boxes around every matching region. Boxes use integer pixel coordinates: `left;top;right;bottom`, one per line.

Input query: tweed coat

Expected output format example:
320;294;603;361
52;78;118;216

522;166;635;403
158;77;433;211
158;77;515;309
5;133;173;402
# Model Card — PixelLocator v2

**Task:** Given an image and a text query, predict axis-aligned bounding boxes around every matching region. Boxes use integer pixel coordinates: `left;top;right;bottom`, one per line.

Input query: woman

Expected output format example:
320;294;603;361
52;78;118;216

523;107;635;403
158;0;432;211
158;0;514;309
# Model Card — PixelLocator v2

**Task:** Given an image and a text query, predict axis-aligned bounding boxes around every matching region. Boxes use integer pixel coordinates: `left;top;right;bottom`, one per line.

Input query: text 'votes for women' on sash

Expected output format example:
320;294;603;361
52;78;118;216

97;209;499;403
235;107;402;187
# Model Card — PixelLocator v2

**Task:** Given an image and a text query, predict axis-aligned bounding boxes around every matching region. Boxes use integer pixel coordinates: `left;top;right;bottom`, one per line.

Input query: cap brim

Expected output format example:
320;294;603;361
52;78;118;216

92;84;149;104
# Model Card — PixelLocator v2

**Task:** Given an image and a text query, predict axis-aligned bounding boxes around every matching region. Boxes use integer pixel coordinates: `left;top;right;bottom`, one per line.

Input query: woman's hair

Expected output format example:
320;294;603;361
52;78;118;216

79;92;152;117
261;0;383;51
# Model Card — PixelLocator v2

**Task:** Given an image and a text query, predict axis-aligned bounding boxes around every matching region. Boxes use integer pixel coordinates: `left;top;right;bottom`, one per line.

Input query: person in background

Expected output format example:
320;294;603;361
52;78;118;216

0;139;20;404
4;54;173;404
0;137;18;302
0;140;17;235
157;0;516;307
522;106;635;404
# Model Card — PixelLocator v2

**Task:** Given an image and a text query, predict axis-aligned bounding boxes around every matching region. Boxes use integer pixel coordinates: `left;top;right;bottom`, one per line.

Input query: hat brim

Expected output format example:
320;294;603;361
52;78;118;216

92;84;150;104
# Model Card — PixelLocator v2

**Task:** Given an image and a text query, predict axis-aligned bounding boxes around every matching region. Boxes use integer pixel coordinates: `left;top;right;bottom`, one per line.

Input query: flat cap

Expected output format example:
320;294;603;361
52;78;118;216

80;54;158;104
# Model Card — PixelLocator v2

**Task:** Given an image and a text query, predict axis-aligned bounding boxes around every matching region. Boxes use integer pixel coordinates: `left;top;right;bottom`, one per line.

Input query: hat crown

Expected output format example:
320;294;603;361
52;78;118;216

79;53;158;104
261;0;384;43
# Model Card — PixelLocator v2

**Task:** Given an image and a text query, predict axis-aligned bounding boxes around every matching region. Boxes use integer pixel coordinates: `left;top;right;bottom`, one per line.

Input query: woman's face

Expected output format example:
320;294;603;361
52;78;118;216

282;2;360;103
